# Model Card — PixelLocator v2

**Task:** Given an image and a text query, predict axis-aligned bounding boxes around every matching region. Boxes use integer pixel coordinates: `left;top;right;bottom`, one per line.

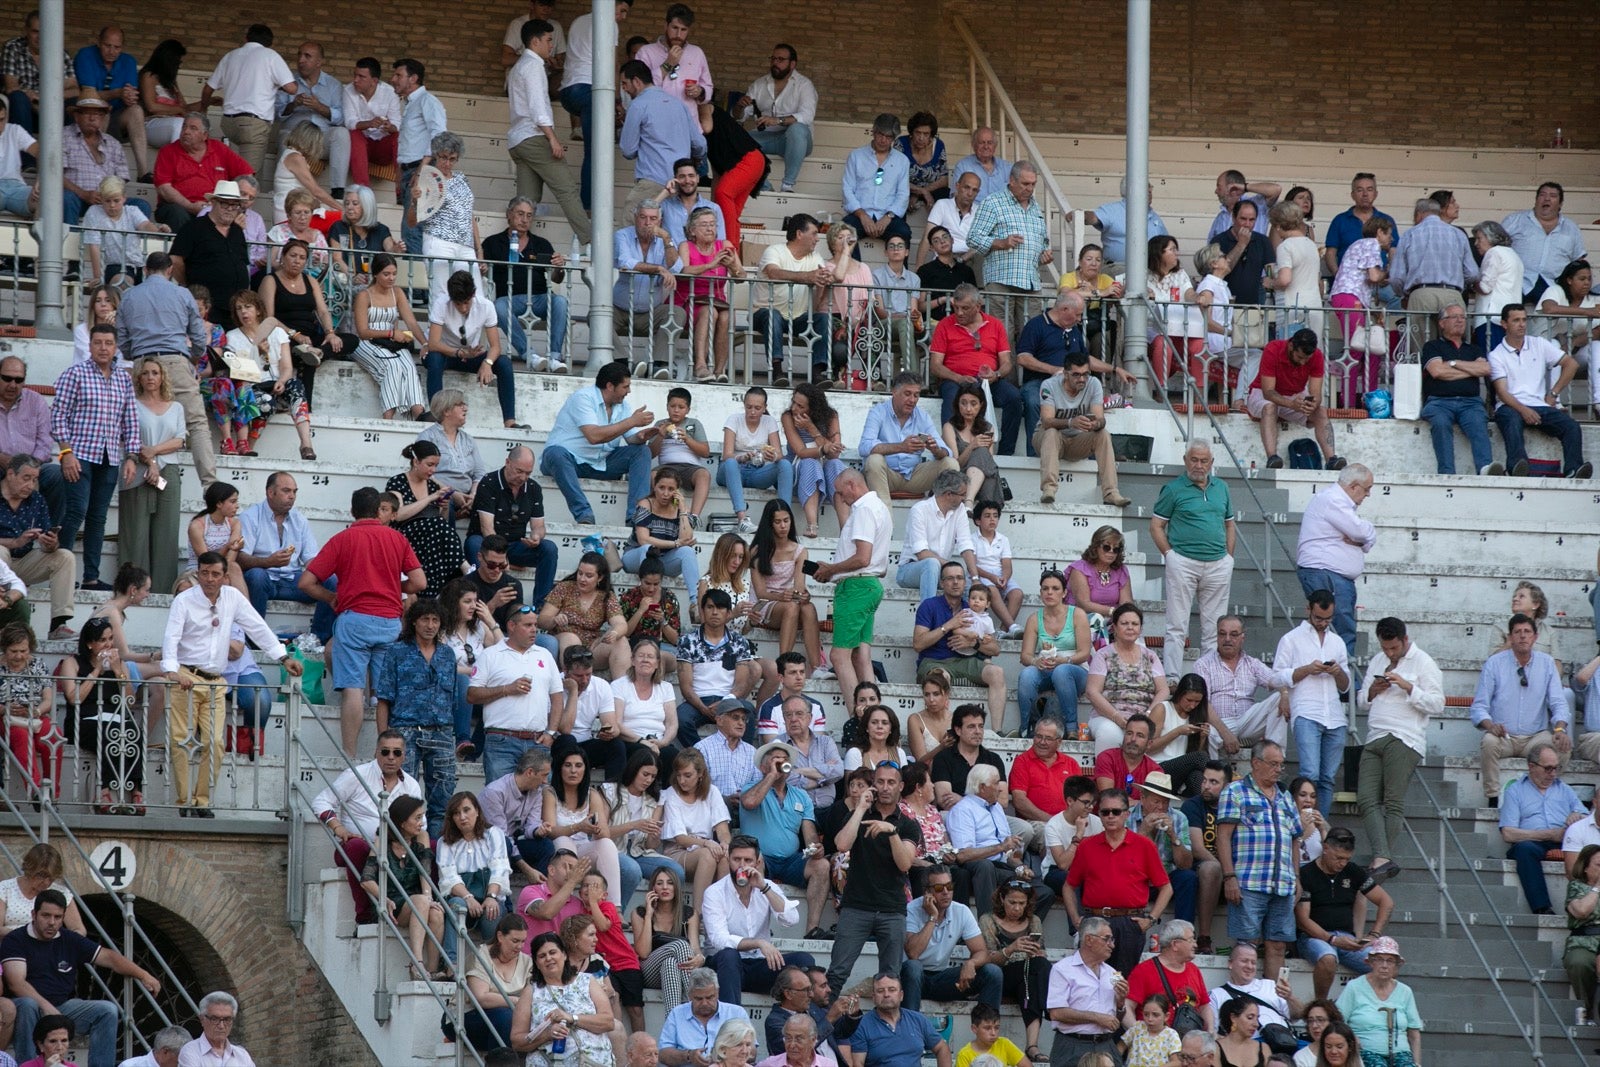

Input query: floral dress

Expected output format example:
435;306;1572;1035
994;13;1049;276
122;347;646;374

544;582;622;647
895;134;947;193
525;977;615;1067
1092;644;1164;718
384;473;464;598
201;322;264;437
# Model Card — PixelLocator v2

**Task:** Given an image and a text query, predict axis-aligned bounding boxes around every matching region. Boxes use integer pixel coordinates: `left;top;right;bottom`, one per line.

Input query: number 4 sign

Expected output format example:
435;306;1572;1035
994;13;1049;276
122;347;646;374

90;841;138;892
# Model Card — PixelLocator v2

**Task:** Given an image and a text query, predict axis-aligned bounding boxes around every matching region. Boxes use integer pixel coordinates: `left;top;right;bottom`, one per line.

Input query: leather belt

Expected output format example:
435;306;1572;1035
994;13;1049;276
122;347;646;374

1087;907;1146;917
181;664;222;680
486;728;547;740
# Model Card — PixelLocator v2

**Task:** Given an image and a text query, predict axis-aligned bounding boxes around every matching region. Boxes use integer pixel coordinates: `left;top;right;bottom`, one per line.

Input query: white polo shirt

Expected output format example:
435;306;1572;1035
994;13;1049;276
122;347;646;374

206;41;294;122
477;641;563;732
1489;335;1566;409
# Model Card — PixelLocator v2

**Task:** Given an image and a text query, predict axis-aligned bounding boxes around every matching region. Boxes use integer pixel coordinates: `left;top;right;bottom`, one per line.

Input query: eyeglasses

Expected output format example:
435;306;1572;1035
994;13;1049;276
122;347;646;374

1100;543;1122;553
0;375;24;384
379;747;404;756
1517;665;1529;687
209;603;220;629
202;1015;235;1025
478;559;506;571
1535;762;1561;771
567;651;594;664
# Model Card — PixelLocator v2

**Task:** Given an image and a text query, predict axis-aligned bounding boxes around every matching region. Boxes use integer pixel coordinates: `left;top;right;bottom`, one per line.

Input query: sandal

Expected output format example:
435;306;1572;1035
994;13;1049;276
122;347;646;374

299;445;317;461
804;522;819;539
95;790;113;816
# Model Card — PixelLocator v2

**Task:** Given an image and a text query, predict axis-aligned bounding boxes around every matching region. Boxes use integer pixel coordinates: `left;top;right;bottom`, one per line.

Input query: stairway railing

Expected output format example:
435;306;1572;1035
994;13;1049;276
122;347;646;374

1402;770;1588;1066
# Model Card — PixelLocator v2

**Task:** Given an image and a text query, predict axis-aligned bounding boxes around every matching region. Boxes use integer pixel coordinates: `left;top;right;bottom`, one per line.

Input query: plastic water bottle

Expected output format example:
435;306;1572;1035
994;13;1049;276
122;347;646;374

552;1036;567;1060
570;234;582;264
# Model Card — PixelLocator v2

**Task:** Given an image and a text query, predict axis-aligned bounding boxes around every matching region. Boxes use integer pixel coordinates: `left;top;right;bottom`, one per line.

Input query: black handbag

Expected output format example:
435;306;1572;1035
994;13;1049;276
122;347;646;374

1156;962;1206;1035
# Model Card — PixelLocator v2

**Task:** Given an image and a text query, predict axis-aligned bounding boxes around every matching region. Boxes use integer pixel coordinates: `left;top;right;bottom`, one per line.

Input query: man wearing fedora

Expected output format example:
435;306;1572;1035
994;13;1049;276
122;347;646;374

1132;772;1215;928
740;739;833;939
170;179;251;330
62;97;149;225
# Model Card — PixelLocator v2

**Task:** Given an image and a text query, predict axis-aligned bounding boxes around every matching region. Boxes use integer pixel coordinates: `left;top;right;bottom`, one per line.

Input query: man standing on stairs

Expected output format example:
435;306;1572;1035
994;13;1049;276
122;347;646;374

508;18;591;246
1498;740;1587;915
1356;616;1442;887
1294;464;1375;661
391;58;448;255
1151;440;1236;680
1270;591;1349;817
1472;612;1571;808
1215;741;1302;978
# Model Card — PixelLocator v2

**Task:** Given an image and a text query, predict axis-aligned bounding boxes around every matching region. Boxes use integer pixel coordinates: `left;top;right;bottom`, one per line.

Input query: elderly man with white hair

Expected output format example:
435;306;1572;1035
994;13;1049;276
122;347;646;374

1180;1030;1220;1067
756;1010;830;1067
1123;919;1214;1034
944;764;1028;915
116;1025;190;1067
178;991;253;1066
1294;463;1376;660
1151;440;1236;678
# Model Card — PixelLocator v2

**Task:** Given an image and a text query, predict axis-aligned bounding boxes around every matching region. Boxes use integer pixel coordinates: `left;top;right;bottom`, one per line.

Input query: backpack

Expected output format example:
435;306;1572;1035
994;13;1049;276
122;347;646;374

1287;437;1322;470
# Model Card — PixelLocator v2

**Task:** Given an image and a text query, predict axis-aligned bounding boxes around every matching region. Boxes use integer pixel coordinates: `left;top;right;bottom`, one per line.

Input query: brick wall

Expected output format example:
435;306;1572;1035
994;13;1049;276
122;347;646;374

0;830;379;1067
63;1;1599;149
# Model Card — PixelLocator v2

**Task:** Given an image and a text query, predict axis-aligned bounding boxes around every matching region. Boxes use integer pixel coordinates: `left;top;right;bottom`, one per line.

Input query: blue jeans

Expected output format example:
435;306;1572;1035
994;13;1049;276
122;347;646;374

1474;323;1506;351
465;535;558;609
14;996;118;1067
243;569;335;642
1017;662;1089;732
454;672;474;746
1296;929;1373;975
1508;838;1562;912
539;443;652;525
1296;566;1358;660
939;377;1025;456
61;458;121;582
617;851;685;914
1022;377;1048;457
444;891;510;969
1292;716;1348;815
717;457;793;515
841;214;912;260
622;544;700;599
899;958;1002;1011
4;90;34;134
396;725;457;839
425;352;518;423
1169;867;1198;924
713;946;814;1006
232;669;273;729
895;557;945;602
36;462;66;528
558;84;596;210
496;293;570;361
1494;402;1585;474
749;122;813;188
752;308;830;373
1420;395;1493;474
464;1005;514;1054
483;733;549;786
0;177;29;217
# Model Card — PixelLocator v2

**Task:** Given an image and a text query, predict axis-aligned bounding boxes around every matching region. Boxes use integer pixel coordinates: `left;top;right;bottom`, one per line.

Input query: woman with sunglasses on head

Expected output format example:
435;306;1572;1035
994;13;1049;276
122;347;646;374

1066;526;1134;641
1017;569;1092;737
439;578;500;760
539;552;632;680
980;878;1050;1063
612;637;679;770
543;741;627;907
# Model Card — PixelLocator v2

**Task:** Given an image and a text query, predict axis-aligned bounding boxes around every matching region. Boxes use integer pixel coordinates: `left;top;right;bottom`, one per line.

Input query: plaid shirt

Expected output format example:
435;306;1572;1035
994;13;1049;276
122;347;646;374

1;38;60;94
63;126;129;192
966;188;1049;291
51;359;140;464
695;733;757;798
1216;775;1302;896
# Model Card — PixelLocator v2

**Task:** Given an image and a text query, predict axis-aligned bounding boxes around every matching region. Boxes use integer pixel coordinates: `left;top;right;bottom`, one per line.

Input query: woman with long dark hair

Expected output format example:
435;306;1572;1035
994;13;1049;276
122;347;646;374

137;39;189;149
749;498;823;666
1147;673;1213;796
542;742;626;906
605;746;685;896
58;618;142;814
538;552;632;678
359;794;447;981
386;440;465;597
782;382;847;538
941;381;1001;508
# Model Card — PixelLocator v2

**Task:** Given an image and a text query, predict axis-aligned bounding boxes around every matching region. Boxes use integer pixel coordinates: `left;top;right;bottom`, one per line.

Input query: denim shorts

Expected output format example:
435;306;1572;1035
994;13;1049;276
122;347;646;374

331;611;402;690
1227;887;1297;943
1296;930;1373;974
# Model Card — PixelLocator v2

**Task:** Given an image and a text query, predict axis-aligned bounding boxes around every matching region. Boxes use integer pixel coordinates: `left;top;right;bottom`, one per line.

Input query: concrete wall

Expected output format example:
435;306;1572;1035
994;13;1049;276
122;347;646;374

0;829;379;1067
60;1;1600;149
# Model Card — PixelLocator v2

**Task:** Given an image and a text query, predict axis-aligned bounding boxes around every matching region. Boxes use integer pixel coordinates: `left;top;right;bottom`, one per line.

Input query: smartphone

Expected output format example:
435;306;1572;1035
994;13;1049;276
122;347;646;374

802;560;820;577
1321;660;1336;667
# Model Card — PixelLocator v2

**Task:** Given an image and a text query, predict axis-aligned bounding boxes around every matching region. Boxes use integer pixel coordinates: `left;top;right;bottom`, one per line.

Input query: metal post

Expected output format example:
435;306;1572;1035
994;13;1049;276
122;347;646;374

122;892;136;1062
1438;815;1447;937
33;0;67;334
1121;0;1151;393
453;907;467;1067
374;788;392;1023
284;681;306;932
585;0;617;365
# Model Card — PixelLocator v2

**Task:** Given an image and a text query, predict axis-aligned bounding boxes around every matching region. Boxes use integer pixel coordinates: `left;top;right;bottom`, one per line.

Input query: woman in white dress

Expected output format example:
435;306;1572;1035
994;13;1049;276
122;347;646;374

1469;220;1523;351
511;932;615;1067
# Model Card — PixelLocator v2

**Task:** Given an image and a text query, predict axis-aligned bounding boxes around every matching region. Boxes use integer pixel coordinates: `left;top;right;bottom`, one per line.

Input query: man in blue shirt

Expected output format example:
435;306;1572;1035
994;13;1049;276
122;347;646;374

1499;740;1587;914
619;59;706;220
391;57;448;254
540;360;658;525
1472;612;1571;808
844;971;951;1067
374;599;458;839
276;41;351;197
1321;173;1399;278
1086;179;1168;268
901;865;1002;1011
841;114;911;258
72;25;148;178
612;203;688;376
858;373;956;509
741;742;832;938
660;969;751;1067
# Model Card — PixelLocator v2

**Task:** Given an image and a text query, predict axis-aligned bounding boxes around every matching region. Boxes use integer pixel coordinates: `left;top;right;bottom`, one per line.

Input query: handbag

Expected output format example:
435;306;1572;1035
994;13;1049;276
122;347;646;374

1392;362;1422;420
1222;985;1302;1054
1231;307;1266;349
1348;323;1388;354
1156;962;1206;1035
220;349;266;383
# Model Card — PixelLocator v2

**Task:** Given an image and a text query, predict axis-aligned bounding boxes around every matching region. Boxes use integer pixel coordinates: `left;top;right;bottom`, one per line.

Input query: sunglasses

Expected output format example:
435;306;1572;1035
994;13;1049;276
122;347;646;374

1099;807;1127;816
512;605;537;615
0;375;24;384
876;760;901;769
379;747;404;756
1517;665;1529;687
873;167;885;187
1004;878;1032;890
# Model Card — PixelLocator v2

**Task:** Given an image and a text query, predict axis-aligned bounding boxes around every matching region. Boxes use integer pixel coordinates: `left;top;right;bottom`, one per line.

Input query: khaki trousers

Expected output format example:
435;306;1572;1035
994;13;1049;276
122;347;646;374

1034;426;1120;498
862;454;959;510
171;667;228;806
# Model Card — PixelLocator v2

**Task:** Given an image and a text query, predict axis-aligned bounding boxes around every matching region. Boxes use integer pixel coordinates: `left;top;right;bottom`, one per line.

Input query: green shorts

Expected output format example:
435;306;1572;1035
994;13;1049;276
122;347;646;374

918;654;988;687
830;576;884;649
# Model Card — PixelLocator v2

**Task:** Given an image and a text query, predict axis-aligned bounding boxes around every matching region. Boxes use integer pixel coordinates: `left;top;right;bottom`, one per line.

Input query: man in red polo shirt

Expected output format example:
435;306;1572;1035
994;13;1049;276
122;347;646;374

1007;714;1081;844
1064;788;1172;976
1093;713;1162;800
1244;327;1344;471
929;282;1024;455
152;114;254;231
300;487;425;756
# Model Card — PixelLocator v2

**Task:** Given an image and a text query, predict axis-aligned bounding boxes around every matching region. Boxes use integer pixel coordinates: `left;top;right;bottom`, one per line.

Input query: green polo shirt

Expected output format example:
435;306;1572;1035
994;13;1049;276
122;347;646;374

1153;474;1232;561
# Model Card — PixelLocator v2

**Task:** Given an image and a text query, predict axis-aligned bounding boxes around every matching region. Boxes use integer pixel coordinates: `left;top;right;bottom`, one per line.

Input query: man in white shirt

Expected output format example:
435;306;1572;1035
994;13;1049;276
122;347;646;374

1356;617;1442;883
311;730;424;922
703;836;811;1005
1489;303;1590;480
508;19;591;244
901;865;1001;1011
811;469;892;701
469;607;565;784
502;0;568;70
161;553;299;817
1294;463;1376;659
117;1024;189;1067
1206;943;1300;1039
733;44;816;193
342;57;402;190
197;24;296;180
178;991;253;1066
1271;591;1350;816
894;470;976;602
560;0;633;212
923;171;981;267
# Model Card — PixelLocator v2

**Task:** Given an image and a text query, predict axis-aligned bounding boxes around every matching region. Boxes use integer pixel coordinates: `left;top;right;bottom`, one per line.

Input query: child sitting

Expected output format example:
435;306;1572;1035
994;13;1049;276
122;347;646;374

956;1003;1024;1067
1120;993;1181;1067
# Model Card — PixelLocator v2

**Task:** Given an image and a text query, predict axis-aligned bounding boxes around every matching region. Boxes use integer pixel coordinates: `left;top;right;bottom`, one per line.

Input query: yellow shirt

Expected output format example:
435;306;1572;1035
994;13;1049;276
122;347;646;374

956;1038;1025;1067
1058;270;1117;295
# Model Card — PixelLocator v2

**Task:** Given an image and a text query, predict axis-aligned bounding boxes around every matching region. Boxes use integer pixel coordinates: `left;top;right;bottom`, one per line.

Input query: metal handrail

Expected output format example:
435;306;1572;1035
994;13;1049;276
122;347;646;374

1401;769;1588;1066
283;687;513;1067
1134;291;1296;625
948;14;1082;286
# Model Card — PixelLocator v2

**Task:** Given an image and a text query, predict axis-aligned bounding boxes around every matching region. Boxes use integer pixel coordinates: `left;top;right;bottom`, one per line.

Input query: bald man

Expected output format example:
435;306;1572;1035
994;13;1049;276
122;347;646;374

470;444;559;607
